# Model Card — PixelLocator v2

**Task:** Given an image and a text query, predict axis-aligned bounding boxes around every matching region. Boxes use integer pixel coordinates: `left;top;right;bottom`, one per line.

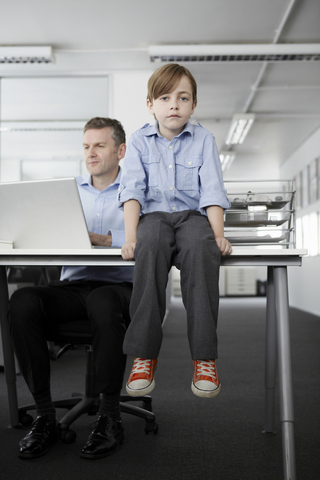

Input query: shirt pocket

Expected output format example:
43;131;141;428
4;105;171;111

141;153;160;187
175;155;202;191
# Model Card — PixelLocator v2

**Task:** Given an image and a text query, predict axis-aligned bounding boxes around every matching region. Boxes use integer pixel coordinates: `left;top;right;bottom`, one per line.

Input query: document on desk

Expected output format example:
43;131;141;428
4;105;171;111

0;178;92;249
0;240;13;249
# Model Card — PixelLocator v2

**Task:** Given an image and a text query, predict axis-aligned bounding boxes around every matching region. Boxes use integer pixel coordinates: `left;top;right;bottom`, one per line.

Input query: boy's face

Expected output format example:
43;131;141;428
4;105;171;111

147;75;197;141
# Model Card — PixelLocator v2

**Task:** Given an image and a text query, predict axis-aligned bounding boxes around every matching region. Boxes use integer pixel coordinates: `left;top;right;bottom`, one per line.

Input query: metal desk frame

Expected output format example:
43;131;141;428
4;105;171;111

0;248;307;480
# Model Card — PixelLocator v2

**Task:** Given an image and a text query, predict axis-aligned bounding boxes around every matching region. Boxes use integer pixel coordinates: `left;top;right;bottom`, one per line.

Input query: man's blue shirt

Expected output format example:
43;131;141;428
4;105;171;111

61;170;133;283
118;121;230;214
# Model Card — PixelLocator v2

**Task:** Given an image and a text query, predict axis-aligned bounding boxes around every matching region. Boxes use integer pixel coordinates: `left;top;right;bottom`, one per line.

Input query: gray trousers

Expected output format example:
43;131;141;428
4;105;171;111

123;210;221;360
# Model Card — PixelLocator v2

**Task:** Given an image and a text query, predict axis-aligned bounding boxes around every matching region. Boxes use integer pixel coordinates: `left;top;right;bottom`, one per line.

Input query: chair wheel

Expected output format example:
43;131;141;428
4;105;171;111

60;429;77;443
145;422;158;435
19;413;33;427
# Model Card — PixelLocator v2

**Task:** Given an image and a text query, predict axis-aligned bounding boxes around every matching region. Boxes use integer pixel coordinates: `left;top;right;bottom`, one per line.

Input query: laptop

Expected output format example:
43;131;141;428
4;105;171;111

0;178;92;249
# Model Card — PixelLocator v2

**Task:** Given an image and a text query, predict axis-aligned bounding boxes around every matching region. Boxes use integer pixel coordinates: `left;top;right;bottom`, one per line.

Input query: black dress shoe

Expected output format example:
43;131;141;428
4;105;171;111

81;415;124;459
19;415;58;459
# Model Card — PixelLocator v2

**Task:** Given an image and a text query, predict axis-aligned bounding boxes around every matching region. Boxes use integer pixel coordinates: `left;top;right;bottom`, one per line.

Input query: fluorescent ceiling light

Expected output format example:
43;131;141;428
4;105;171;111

225;114;255;145
149;44;320;62
0;46;54;64
220;151;236;171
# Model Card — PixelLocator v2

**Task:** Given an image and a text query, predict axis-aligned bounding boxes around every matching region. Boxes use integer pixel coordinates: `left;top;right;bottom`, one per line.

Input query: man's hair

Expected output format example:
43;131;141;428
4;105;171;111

147;63;197;104
83;117;126;146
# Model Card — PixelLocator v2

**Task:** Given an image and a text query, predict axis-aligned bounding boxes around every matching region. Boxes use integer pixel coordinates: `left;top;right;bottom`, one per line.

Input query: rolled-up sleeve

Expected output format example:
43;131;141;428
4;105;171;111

108;228;125;247
199;133;231;214
118;134;147;210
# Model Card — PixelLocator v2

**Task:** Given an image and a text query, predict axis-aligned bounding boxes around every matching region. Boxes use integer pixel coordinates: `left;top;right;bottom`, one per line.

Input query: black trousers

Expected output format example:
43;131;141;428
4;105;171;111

8;280;132;396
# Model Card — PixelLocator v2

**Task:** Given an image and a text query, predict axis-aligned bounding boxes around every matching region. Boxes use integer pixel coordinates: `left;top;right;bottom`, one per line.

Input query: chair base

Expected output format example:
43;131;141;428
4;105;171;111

17;345;158;441
18;393;158;442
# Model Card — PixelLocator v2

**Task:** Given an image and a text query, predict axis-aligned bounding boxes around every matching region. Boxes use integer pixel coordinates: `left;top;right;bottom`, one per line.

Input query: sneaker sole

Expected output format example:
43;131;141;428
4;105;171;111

126;379;155;397
191;381;221;398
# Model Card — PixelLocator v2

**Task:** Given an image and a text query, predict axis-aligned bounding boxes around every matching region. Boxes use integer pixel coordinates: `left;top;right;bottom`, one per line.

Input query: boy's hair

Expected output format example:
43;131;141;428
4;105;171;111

83;117;126;146
147;63;197;104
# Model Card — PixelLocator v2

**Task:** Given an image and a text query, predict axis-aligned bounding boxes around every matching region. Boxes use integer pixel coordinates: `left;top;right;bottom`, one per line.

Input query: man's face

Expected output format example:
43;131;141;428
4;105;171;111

147;75;197;140
83;127;121;179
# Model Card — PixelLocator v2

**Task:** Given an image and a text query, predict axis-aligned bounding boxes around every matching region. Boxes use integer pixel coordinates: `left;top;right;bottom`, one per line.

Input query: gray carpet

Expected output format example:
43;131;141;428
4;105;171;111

0;297;319;479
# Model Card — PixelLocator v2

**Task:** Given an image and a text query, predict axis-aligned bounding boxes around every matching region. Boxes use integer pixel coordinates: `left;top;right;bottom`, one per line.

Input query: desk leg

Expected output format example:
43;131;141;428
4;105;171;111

274;266;296;480
263;266;277;434
0;266;20;427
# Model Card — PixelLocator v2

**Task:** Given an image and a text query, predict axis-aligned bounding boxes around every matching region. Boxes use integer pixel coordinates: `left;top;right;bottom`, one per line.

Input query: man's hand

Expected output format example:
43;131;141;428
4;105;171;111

89;232;112;247
121;241;136;260
215;237;232;256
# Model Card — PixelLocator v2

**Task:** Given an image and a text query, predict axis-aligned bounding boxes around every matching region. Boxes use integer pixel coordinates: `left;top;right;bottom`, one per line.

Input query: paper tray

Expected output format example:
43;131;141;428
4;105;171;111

230;199;289;210
225;234;288;244
225;211;290;227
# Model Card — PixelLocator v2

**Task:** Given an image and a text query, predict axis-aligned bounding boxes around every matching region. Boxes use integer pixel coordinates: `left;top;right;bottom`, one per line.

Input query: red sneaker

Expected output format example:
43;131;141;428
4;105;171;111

192;360;221;398
126;358;158;397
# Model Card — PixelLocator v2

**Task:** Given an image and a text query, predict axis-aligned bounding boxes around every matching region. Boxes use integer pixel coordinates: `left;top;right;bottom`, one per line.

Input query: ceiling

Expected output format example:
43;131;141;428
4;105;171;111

0;0;320;180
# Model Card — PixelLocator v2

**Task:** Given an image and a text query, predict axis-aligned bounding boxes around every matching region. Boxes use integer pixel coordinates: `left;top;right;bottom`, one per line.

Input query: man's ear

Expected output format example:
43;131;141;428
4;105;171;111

117;143;126;160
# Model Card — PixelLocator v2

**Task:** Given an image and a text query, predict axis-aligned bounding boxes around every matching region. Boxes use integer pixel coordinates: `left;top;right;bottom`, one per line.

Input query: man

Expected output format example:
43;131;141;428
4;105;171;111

8;117;133;460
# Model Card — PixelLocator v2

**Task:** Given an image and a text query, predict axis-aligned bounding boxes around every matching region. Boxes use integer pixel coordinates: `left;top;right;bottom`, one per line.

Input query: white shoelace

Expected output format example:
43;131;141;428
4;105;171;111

132;358;152;375
195;360;217;379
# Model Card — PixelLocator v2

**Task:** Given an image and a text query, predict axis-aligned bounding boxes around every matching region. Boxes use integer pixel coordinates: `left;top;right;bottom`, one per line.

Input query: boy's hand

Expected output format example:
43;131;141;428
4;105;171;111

215;237;232;256
121;241;136;260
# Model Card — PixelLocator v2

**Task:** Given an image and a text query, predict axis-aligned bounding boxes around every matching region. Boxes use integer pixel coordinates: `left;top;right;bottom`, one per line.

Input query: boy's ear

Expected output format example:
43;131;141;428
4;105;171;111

146;99;154;115
191;101;197;115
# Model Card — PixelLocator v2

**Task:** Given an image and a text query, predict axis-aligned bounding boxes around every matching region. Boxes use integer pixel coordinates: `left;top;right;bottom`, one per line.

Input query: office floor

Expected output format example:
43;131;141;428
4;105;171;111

0;297;319;480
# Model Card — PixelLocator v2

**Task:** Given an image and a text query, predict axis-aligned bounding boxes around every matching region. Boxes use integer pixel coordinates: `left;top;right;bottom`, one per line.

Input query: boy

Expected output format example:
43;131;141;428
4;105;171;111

118;63;232;399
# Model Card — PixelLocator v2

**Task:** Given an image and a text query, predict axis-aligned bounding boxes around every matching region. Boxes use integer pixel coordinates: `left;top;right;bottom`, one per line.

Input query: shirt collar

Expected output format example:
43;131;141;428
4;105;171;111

142;120;194;139
79;168;122;188
80;174;92;186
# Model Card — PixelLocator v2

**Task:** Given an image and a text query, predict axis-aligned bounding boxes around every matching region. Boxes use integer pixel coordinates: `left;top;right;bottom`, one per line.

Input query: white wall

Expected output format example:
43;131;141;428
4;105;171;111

280;125;320;316
108;71;154;141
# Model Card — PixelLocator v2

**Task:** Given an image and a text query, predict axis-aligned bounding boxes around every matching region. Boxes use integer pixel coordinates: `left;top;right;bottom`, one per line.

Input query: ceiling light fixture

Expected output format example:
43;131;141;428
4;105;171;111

219;151;236;171
225;113;255;145
0;46;54;64
148;44;320;63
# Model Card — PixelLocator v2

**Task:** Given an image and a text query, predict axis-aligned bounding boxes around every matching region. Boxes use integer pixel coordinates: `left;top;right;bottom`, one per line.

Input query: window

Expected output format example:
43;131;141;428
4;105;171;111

0;77;109;182
298;212;320;256
296;217;303;249
308;159;318;204
294;172;301;210
301;167;309;208
308;212;319;256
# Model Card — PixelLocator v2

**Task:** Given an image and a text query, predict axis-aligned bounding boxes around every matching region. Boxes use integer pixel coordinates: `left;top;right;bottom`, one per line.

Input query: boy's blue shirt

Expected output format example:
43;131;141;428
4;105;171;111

118;120;230;215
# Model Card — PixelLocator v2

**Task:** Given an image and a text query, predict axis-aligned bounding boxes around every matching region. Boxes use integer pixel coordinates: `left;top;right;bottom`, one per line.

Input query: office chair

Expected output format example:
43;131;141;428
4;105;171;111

18;319;158;443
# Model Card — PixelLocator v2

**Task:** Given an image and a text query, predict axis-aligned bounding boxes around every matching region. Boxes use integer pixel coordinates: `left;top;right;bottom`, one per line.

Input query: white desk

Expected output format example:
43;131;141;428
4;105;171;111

0;247;307;480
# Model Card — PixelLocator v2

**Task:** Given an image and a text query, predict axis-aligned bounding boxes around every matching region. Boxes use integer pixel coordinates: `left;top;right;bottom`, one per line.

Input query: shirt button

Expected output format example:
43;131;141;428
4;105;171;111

169;165;173;169
169;145;173;149
172;206;177;211
97;213;100;216
188;161;192;165
169;186;174;191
